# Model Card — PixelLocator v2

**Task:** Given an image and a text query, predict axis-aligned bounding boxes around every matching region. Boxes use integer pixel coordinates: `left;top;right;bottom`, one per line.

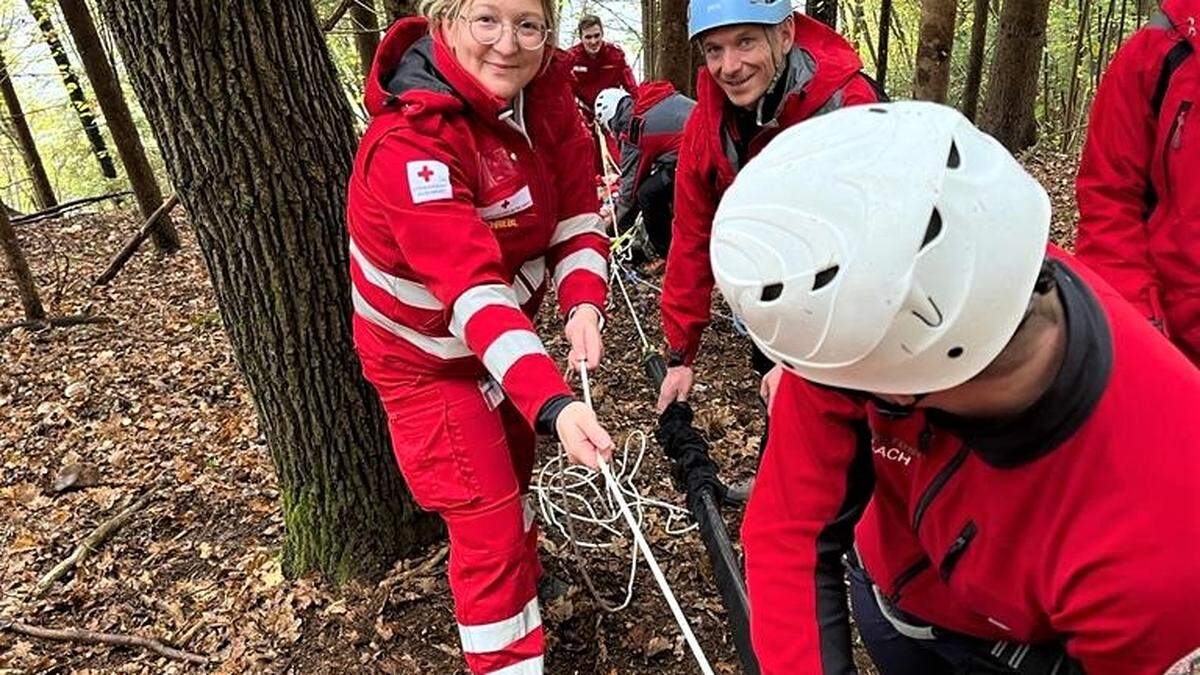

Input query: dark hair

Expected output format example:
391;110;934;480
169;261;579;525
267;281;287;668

578;14;602;36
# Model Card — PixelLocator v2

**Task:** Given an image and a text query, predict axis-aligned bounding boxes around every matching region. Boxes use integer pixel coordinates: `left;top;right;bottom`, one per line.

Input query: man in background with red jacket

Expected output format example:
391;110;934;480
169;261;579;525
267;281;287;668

712;101;1200;675
655;0;883;413
563;15;638;173
1076;0;1198;365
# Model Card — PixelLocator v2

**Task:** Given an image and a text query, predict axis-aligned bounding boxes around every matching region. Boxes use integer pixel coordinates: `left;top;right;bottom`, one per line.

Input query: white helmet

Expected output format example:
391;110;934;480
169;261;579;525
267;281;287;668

710;101;1051;394
594;88;630;133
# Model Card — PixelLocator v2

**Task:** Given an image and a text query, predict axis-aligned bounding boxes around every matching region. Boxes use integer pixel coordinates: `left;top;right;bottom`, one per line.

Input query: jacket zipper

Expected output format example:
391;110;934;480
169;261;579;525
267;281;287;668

886;556;931;605
1164;101;1191;190
938;520;978;581
911;444;971;532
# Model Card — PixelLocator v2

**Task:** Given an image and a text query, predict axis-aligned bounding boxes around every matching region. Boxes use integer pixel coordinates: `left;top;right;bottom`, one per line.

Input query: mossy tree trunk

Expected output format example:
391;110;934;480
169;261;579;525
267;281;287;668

97;0;440;580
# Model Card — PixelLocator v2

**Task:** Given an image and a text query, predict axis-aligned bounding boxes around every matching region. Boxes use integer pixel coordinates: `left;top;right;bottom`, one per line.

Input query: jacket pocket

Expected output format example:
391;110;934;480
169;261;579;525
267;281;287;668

938;520;978;582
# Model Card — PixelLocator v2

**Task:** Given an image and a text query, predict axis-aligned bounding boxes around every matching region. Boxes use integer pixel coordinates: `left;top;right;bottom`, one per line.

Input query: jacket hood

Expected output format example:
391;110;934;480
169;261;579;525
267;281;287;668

633;81;678;117
1162;0;1200;50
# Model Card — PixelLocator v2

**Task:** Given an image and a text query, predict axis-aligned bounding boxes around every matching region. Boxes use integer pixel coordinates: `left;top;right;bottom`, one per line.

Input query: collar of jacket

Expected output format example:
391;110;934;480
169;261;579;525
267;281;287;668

1162;0;1200;49
926;259;1114;468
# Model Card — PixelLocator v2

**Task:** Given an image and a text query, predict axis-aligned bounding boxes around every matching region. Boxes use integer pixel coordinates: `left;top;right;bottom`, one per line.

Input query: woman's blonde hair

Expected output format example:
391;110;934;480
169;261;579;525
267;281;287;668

418;0;559;37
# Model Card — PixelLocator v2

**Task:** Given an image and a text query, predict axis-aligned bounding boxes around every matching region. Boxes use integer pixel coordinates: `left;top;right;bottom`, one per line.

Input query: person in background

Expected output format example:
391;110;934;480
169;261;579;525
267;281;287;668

562;14;637;172
656;0;883;414
1076;0;1198;365
593;81;695;259
712;101;1200;675
345;0;613;671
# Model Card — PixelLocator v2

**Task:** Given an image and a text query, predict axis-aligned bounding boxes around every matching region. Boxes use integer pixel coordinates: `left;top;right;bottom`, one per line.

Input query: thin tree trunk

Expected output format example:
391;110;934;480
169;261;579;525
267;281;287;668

962;0;989;119
876;0;893;88
1063;0;1092;149
0;203;46;321
56;0;180;252
914;0;958;102
24;0;117;180
656;0;694;96
97;0;440;580
808;0;839;29
350;0;381;77
379;0;414;23
642;0;657;80
978;0;1052;152
0;53;57;209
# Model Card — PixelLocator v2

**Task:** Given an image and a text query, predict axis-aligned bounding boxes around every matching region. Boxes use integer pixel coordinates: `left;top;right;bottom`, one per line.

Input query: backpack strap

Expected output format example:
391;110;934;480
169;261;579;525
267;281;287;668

1151;39;1193;117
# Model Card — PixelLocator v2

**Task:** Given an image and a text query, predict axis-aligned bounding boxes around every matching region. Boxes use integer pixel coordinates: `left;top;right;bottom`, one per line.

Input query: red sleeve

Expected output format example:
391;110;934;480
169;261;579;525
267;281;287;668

361;128;570;425
543;81;610;318
743;374;870;673
620;57;637;95
1075;31;1165;326
839;72;881;106
660;113;717;364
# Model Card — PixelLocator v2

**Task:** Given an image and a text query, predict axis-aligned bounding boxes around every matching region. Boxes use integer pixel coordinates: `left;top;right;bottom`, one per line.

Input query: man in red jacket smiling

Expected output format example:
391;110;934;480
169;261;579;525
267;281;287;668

656;0;882;413
1076;0;1199;365
710;101;1200;675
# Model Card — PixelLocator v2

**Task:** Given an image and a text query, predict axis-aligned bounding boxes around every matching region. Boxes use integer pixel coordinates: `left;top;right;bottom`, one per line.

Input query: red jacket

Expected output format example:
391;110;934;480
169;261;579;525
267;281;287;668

743;249;1200;674
346;19;608;425
1076;0;1199;364
660;14;881;365
564;41;638;118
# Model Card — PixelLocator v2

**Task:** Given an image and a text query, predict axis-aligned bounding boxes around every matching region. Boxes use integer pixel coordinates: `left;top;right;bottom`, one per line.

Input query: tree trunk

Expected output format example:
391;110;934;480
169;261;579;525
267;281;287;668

0;52;58;210
876;0;893;88
350;0;381;77
642;0;657;80
379;0;414;23
0;202;47;321
914;0;958;102
656;0;695;96
96;0;440;581
808;0;839;29
24;0;118;180
962;0;990;120
978;0;1052;152
56;0;181;252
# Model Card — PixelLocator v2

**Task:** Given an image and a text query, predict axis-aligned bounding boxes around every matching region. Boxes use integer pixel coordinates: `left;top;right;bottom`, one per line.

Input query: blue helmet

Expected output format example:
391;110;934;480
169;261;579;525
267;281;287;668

687;0;793;40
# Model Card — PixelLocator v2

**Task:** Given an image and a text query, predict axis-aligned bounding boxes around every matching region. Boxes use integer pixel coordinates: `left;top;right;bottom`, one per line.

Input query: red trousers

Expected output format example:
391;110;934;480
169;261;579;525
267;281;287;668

381;374;544;674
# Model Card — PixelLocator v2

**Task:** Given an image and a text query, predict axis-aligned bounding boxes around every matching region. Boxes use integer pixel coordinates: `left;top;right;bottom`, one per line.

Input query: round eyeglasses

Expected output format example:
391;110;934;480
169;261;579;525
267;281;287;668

460;14;549;50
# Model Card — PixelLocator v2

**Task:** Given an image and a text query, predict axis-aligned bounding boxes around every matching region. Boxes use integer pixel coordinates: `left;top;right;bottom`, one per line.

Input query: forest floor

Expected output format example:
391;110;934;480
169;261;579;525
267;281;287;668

0;150;1080;674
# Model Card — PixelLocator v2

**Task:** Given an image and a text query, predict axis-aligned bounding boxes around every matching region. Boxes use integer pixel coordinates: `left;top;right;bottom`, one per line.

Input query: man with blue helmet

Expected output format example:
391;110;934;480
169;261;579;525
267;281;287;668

656;0;884;412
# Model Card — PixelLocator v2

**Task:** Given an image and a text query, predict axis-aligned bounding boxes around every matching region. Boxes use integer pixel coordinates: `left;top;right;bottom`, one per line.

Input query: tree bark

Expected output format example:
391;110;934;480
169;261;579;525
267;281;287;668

350;0;381;76
808;0;839;29
0;52;58;209
876;0;893;88
379;0;414;24
914;0;958;102
96;0;440;580
24;0;118;180
56;0;181;252
962;0;990;120
0;201;47;321
642;0;658;80
655;0;695;96
978;0;1052;152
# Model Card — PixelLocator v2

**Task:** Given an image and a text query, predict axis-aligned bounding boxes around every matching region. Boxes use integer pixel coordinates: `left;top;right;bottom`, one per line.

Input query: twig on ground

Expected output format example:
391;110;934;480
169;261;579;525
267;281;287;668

0;619;213;665
0;313;113;337
93;194;180;286
379;544;448;591
35;489;157;595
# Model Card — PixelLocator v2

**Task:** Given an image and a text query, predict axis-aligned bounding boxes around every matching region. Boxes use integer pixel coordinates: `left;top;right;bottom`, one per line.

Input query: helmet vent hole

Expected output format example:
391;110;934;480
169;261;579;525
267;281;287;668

869;107;887;114
947;142;961;169
947;346;964;358
921;209;943;249
812;265;840;290
760;282;784;302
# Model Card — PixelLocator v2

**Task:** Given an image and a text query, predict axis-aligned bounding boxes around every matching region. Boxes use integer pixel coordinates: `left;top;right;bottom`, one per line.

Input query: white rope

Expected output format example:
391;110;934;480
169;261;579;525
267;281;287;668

534;361;715;674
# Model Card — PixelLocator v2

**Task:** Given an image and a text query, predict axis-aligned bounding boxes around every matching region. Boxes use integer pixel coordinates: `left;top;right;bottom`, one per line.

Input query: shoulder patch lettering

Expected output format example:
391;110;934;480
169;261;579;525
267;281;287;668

406;160;453;204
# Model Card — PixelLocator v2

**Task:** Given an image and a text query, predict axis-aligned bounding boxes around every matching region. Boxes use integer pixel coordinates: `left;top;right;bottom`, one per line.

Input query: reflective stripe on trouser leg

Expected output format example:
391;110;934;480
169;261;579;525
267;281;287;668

446;492;543;674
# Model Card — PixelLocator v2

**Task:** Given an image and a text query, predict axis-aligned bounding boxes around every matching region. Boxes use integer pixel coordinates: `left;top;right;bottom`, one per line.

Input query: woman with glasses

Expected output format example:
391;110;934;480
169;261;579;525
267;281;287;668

345;0;613;672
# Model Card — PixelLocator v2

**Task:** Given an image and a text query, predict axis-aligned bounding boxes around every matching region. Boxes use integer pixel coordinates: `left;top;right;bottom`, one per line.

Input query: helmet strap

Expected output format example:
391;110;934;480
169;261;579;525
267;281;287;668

755;26;788;126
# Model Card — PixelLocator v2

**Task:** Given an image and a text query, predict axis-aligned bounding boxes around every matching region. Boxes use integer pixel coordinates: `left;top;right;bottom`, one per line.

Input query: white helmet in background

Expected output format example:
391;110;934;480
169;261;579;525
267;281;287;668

594;88;631;133
710;101;1050;394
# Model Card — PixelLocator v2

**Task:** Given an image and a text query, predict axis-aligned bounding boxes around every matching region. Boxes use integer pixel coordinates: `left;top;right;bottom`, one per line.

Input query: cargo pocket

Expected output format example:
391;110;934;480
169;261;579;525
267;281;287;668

386;385;481;512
